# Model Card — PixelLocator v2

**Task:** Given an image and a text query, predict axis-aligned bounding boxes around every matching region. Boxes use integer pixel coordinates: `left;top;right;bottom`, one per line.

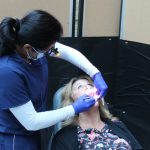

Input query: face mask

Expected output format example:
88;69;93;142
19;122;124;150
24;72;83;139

36;53;45;59
26;50;44;61
26;46;60;61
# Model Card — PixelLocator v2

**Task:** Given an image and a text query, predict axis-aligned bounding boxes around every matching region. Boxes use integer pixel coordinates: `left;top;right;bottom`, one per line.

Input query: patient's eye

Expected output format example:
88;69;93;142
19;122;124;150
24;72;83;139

88;84;94;87
77;85;83;89
87;84;94;89
77;84;94;89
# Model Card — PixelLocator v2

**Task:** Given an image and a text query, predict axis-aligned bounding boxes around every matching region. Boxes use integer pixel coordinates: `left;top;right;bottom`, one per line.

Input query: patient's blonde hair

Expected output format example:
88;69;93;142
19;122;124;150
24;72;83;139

61;76;118;126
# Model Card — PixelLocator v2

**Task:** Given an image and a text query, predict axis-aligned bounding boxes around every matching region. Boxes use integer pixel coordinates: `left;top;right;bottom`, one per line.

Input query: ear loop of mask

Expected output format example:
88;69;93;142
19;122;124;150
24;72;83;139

26;49;38;61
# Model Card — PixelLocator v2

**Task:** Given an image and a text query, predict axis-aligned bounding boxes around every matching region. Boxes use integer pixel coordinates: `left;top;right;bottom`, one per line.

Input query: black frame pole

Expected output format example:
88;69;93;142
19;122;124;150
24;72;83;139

72;0;76;37
77;0;84;37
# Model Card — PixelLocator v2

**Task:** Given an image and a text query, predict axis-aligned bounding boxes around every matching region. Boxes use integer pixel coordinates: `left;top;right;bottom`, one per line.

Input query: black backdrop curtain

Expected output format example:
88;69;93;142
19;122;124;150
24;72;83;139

112;40;150;150
42;37;150;150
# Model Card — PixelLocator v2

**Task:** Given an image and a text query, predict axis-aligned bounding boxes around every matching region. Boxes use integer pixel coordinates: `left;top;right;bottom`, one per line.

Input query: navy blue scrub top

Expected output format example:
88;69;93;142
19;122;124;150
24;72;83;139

0;52;48;135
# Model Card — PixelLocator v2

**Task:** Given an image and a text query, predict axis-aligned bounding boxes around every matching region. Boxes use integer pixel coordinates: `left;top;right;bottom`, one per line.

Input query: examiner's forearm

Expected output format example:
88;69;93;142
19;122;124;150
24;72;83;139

10;101;75;131
53;42;99;77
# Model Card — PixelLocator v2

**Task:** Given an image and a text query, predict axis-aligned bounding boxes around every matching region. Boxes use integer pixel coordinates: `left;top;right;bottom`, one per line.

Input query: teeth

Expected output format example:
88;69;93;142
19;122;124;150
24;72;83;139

85;87;100;101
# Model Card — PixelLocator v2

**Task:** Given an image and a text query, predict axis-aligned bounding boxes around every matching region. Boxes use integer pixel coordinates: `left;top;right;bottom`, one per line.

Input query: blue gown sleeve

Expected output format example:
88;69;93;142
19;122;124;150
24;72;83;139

0;68;30;109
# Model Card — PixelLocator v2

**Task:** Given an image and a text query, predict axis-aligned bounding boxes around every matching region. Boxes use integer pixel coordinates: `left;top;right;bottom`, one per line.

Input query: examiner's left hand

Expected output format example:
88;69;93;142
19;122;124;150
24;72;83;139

92;72;108;98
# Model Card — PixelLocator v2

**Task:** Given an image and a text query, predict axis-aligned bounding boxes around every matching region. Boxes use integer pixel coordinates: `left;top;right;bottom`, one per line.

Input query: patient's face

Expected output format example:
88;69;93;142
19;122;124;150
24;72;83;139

71;79;98;101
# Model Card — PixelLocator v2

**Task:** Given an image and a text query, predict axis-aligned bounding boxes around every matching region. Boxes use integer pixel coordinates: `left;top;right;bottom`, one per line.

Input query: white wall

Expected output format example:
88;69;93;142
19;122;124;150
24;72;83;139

82;0;121;37
120;0;150;44
0;0;73;37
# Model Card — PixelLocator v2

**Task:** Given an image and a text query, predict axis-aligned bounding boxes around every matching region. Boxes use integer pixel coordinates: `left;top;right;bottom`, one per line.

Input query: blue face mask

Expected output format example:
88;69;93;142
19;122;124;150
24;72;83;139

36;53;45;59
26;47;59;61
26;47;45;61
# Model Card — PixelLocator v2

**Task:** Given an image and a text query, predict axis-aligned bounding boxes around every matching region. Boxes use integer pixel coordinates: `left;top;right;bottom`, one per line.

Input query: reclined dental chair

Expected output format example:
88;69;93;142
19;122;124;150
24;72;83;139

47;87;64;150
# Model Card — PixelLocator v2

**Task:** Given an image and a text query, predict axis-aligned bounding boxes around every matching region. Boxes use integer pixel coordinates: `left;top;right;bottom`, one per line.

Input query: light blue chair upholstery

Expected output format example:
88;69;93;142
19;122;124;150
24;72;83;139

52;87;64;134
47;87;64;150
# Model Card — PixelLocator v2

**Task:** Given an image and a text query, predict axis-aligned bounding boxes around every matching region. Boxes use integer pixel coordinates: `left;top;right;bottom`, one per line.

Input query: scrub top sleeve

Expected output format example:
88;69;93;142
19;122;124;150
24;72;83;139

0;68;30;109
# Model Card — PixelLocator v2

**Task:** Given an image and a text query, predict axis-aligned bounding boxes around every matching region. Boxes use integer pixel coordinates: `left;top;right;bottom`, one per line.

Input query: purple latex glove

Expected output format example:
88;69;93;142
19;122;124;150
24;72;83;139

92;72;108;98
72;94;95;114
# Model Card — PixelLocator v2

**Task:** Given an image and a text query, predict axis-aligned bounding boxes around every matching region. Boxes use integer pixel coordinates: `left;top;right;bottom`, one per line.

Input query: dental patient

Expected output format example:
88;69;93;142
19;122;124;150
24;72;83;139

51;75;142;150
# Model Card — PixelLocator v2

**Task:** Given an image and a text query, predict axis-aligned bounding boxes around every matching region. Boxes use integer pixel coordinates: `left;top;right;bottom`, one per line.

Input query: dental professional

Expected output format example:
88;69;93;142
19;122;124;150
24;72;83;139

0;10;107;149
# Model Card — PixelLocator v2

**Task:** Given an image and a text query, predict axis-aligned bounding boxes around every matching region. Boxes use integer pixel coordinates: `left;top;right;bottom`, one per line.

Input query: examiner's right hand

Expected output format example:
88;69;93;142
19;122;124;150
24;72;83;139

72;94;95;114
